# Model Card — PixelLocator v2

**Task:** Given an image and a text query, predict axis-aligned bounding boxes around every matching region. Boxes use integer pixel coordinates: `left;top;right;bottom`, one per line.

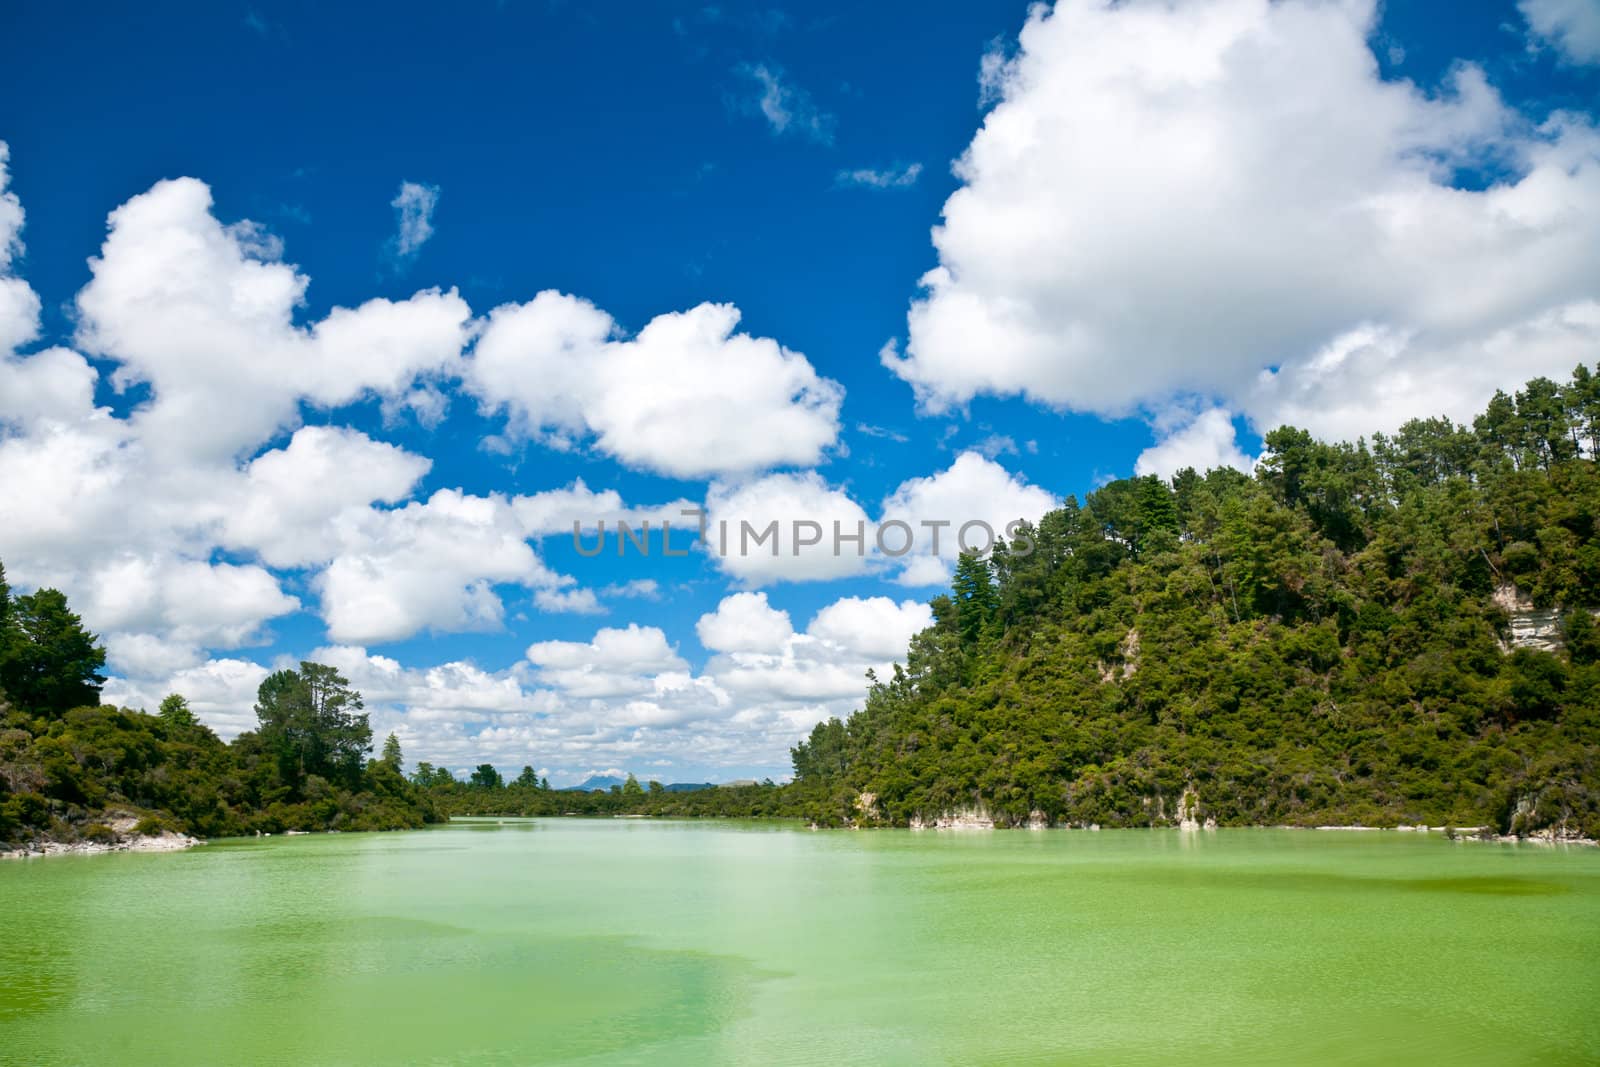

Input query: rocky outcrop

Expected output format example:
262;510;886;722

1493;584;1565;652
908;806;995;830
854;791;882;824
1175;786;1201;831
3;815;200;859
1097;627;1142;682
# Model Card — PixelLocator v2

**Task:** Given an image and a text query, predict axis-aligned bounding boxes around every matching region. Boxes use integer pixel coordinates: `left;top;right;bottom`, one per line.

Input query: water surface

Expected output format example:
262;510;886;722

2;821;1596;1065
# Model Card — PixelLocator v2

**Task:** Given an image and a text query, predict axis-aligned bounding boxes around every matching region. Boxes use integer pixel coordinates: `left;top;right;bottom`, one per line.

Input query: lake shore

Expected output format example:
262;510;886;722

1;814;201;859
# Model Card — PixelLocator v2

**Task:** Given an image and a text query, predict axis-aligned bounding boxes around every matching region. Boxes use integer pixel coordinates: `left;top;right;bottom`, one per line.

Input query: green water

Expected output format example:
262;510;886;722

2;822;1597;1066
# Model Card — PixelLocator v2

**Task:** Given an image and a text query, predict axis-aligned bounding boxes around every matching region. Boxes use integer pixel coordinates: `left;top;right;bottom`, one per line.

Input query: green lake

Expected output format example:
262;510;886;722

2;820;1597;1065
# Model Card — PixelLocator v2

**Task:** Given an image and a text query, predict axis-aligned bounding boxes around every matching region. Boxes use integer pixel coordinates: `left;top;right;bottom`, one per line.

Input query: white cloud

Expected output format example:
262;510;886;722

388;181;440;261
806;595;934;661
879;450;1057;563
1522;0;1600;64
103;657;271;738
221;425;432;568
696;591;794;653
836;162;923;188
527;623;690;698
470;294;843;478
703;471;873;584
533;588;605;614
74;177;472;461
0;346;98;427
0;142;23;272
885;0;1600;442
698;452;1055;586
735;63;836;144
697;592;932;705
317;489;568;644
1134;408;1253;481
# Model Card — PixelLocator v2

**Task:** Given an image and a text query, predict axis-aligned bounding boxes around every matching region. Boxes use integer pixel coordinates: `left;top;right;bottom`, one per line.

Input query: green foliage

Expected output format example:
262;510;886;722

785;366;1600;837
382;732;404;773
158;694;198;728
254;663;372;793
0;587;106;716
0;585;439;848
469;764;503;790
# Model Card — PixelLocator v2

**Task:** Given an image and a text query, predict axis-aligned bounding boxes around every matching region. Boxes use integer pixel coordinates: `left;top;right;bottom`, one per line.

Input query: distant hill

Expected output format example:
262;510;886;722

563;775;626;792
561;776;717;793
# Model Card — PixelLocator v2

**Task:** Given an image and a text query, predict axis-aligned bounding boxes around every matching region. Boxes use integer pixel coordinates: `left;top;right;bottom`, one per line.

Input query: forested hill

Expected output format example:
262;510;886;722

788;368;1600;837
0;579;441;851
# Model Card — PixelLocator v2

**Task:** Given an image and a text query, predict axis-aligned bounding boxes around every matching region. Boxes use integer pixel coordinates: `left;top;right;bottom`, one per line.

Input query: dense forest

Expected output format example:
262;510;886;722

788;368;1600;837
5;368;1599;849
0;583;440;851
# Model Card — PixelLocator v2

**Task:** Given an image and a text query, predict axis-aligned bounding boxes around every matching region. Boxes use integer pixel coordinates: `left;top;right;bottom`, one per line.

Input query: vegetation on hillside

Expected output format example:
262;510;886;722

0;579;440;849
788;368;1600;836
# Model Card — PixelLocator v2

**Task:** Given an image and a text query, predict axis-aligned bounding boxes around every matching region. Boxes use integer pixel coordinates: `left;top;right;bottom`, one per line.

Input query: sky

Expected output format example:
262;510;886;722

1;0;1597;785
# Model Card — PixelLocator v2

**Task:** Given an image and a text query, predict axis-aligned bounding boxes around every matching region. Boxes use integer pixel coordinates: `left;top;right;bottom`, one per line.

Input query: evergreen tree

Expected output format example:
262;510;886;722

381;732;404;773
469;764;503;789
952;552;997;648
0;587;107;716
158;693;199;728
254;663;372;792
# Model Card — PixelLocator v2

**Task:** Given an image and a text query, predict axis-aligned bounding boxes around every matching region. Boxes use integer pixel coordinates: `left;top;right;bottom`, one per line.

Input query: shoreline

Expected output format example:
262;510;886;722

7;817;1596;857
1;814;202;860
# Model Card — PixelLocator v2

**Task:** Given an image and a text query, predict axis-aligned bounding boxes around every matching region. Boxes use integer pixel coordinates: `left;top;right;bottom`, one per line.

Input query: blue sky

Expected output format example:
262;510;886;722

1;0;1597;783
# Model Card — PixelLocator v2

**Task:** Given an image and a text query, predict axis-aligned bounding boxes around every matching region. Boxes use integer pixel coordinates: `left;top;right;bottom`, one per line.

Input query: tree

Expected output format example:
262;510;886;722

539;777;550;791
516;765;539;787
952;552;997;649
0;587;107;716
622;773;644;797
469;764;503;789
158;694;199;728
381;732;404;773
254;662;372;791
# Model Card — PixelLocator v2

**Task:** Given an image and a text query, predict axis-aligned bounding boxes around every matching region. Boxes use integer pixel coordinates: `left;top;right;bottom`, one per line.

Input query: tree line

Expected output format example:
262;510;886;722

0;575;440;847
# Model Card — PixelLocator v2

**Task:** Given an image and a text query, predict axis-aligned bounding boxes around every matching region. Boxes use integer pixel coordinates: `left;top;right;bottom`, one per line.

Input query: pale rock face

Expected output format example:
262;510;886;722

1176;786;1201;831
1492;584;1565;653
909;806;996;831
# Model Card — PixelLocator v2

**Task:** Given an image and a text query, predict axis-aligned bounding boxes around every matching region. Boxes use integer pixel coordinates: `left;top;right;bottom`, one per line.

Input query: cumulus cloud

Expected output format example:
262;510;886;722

316;489;572;645
702;470;874;584
700;452;1056;586
885;0;1600;442
387;181;440;262
74;177;472;460
879;451;1058;584
1521;0;1600;65
470;293;843;478
734;63;836;144
696;590;794;653
836;162;923;188
697;592;932;704
0;166;648;667
1134;408;1254;481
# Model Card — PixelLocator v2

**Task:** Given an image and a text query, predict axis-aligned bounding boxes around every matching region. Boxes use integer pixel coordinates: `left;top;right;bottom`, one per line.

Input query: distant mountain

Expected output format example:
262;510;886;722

561;776;718;793
563;775;626;792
